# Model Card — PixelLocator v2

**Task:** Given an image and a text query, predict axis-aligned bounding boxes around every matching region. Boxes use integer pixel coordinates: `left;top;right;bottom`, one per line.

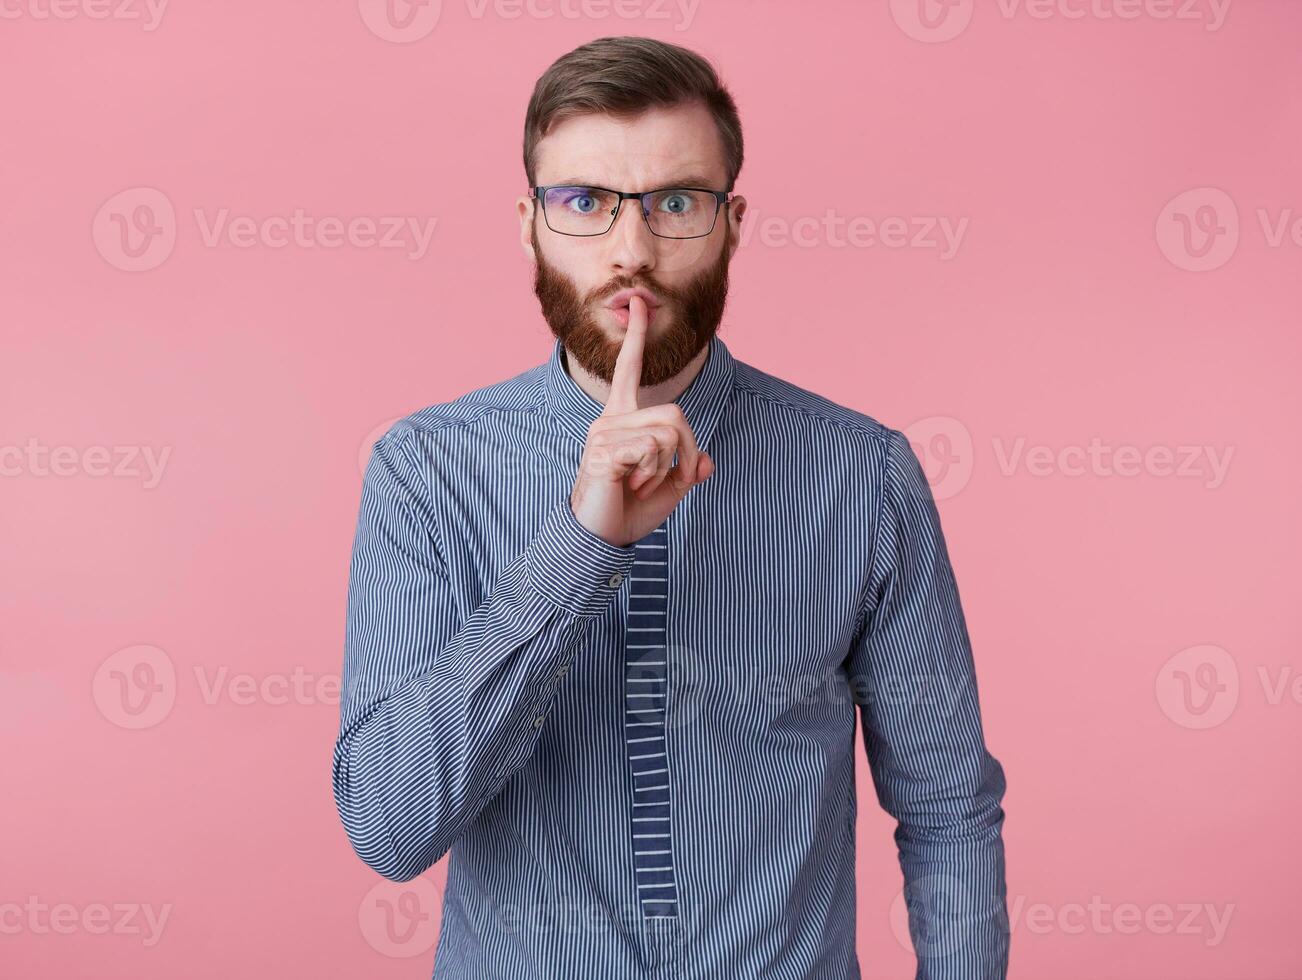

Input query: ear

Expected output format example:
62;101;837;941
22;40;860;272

517;195;538;262
724;194;747;259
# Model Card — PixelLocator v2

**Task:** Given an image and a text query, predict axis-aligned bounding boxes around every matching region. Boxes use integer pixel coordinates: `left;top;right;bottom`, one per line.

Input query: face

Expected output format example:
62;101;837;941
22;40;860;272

518;102;747;387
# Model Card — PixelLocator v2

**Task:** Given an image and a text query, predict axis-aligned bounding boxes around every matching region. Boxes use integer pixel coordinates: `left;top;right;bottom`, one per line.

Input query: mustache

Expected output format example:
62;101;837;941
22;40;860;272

590;280;672;307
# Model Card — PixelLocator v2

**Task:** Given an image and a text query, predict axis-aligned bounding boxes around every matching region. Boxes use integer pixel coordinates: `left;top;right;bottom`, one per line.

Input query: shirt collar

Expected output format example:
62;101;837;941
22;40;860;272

543;334;737;451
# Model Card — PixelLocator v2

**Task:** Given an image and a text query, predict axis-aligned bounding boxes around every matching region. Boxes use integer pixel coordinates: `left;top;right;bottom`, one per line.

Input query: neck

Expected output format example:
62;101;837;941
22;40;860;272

564;342;710;411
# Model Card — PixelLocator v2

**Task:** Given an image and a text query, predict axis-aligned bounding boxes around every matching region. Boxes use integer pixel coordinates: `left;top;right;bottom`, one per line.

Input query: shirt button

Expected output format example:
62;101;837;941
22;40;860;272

554;665;569;679
533;714;546;728
607;572;624;588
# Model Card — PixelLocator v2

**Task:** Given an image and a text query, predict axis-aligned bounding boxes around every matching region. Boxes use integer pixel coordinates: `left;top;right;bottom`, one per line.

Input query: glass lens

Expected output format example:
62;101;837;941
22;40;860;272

542;186;619;236
643;189;718;238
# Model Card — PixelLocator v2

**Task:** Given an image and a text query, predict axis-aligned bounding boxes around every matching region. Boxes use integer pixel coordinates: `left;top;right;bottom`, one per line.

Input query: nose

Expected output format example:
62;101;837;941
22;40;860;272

605;196;656;278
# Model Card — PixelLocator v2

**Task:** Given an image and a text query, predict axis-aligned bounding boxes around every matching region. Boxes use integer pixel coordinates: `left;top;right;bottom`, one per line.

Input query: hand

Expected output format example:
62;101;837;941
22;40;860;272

569;295;715;547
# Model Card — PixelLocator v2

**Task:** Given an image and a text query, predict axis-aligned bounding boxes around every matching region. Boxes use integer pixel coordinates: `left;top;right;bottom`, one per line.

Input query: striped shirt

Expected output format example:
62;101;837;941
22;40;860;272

333;334;1010;979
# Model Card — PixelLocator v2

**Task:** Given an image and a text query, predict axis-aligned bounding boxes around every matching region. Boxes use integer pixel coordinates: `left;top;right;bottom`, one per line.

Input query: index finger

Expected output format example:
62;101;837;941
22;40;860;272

603;294;647;416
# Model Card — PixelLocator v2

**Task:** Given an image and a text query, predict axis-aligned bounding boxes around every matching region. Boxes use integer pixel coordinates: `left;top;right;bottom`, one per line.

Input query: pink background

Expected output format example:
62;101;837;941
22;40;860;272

2;1;1299;977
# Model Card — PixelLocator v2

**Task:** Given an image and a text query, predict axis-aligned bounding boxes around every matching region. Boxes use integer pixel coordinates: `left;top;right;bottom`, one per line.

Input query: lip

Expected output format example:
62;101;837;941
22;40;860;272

606;304;659;327
603;287;662;313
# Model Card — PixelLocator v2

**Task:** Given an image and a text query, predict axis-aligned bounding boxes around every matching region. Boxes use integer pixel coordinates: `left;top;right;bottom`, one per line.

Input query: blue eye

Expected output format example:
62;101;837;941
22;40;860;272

549;187;614;216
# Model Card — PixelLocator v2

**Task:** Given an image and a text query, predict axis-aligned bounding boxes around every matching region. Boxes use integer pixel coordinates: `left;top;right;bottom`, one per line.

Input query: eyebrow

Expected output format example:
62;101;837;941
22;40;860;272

545;175;722;190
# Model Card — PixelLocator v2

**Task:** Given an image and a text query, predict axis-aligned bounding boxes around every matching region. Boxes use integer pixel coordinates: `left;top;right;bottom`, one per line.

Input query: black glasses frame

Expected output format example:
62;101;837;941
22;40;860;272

530;184;732;239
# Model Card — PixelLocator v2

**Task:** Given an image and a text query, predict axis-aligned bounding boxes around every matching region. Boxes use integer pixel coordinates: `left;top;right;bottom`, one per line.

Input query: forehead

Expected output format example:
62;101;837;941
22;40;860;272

533;101;728;190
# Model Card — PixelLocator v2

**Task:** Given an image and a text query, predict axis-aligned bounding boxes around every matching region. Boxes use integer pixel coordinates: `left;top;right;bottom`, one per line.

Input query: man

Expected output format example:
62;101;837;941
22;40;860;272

334;35;1009;980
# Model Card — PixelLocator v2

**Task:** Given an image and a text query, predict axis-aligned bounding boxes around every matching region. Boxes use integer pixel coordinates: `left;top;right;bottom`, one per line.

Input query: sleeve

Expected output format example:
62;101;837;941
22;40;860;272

845;427;1010;980
332;425;637;881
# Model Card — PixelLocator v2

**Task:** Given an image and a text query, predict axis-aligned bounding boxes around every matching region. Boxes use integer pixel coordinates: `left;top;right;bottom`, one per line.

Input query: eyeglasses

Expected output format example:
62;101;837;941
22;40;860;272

530;184;732;239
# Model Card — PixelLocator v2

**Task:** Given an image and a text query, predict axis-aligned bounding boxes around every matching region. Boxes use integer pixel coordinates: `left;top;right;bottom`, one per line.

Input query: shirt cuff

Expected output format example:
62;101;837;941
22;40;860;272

525;497;638;617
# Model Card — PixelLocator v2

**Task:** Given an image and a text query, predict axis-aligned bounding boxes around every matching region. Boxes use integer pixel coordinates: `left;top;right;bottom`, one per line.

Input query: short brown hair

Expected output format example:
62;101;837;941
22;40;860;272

523;36;744;193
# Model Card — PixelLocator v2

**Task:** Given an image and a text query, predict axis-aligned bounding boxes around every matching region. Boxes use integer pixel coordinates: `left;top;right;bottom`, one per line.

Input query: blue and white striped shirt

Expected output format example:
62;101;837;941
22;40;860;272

333;334;1009;979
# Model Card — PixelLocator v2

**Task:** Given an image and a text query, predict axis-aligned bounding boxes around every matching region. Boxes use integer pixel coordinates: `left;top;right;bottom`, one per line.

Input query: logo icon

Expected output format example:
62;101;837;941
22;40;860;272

1156;187;1239;272
93;187;176;272
1155;643;1239;729
358;0;442;43
889;872;978;959
358;876;442;957
903;416;974;501
359;417;403;478
93;644;177;729
890;0;974;43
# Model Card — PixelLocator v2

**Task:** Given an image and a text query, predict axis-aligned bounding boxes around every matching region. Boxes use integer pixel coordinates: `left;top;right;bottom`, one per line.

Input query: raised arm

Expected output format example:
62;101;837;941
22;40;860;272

846;427;1010;979
332;423;636;881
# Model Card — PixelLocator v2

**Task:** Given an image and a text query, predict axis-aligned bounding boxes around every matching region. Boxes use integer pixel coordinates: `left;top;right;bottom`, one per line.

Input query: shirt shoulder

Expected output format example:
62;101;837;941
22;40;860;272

729;358;899;451
376;359;549;455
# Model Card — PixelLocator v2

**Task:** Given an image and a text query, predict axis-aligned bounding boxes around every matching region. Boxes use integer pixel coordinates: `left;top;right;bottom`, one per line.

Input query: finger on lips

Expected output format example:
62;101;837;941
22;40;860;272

599;293;707;494
604;294;647;417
